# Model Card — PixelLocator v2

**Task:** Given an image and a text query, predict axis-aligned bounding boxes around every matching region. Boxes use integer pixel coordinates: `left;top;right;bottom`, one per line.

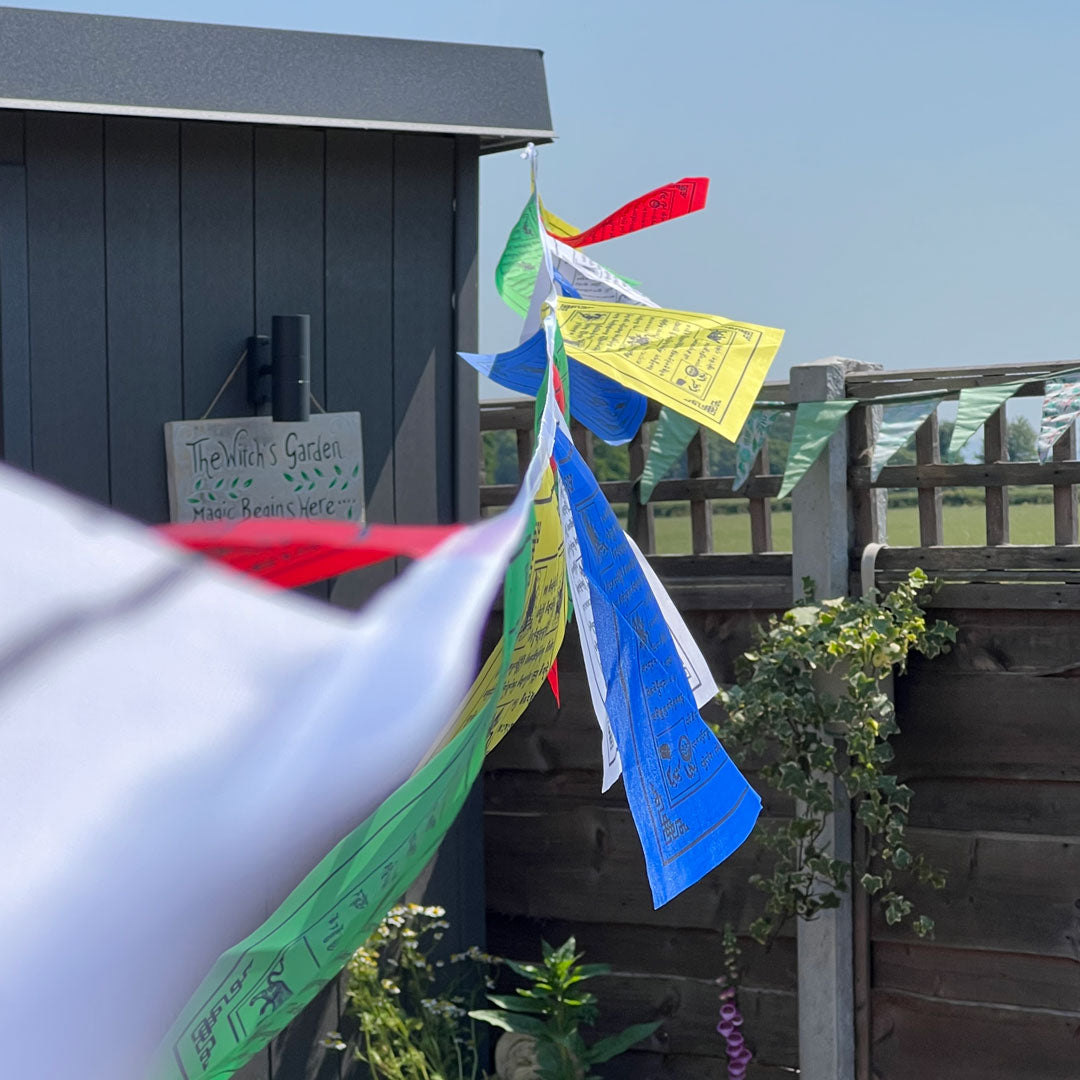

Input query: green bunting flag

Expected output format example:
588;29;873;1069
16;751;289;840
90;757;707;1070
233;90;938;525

1037;374;1080;462
638;407;699;503
495;195;544;317
733;409;785;490
869;398;943;481
777;400;857;499
948;381;1025;458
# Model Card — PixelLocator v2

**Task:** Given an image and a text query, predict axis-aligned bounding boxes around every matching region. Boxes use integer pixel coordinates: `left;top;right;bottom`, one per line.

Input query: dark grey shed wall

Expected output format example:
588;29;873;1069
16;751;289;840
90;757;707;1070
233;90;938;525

0;106;482;1080
0;108;479;529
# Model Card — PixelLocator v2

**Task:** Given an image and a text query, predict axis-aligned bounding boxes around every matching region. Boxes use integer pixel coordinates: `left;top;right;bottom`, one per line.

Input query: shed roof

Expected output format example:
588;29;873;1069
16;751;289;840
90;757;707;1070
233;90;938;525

0;6;554;152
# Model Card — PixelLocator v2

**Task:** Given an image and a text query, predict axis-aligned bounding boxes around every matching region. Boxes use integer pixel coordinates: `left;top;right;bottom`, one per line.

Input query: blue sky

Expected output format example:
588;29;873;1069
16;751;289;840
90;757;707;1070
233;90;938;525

15;0;1080;394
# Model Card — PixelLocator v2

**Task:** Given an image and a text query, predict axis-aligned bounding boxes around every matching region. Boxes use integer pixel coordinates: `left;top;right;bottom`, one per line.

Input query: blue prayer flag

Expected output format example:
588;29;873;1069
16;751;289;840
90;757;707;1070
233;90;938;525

553;427;761;906
460;330;647;446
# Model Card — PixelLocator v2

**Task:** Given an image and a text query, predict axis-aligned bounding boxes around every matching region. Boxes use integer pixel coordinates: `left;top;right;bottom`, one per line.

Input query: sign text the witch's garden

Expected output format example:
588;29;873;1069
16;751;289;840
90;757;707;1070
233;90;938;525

165;414;364;524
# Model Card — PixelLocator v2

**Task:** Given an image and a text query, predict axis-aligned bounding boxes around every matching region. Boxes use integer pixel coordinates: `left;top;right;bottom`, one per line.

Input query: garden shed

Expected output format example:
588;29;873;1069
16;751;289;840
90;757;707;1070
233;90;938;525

0;6;552;1077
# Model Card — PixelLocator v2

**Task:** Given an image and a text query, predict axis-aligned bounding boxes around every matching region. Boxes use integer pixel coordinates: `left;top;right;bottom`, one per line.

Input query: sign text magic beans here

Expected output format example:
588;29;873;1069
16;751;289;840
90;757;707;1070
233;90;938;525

165;414;364;525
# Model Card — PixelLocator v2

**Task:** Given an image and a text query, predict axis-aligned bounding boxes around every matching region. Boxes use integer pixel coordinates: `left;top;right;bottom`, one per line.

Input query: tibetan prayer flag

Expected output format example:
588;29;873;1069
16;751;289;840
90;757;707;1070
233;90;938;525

460;328;647;446
1038;374;1080;462
495;194;544;317
733;409;784;491
552;178;710;249
556;298;784;441
949;381;1025;458
869;398;943;481
550;235;658;308
553;424;758;903
639;407;699;504
158;519;461;588
778;400;857;499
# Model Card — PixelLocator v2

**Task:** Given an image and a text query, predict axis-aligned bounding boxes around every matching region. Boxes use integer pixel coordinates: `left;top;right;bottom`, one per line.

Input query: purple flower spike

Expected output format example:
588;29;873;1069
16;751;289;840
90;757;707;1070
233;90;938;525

720;987;736;1001
733;1046;752;1065
717;1020;735;1037
727;1032;745;1052
727;1065;747;1080
731;1011;743;1026
719;1003;738;1021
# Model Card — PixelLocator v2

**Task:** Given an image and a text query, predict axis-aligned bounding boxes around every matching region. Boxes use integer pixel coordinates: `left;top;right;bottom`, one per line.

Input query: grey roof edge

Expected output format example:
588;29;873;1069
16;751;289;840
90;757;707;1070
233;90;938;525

0;6;555;150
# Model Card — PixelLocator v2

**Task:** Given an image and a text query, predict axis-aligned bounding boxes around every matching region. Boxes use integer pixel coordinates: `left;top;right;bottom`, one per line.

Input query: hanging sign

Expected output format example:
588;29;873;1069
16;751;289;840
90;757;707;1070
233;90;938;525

164;414;364;525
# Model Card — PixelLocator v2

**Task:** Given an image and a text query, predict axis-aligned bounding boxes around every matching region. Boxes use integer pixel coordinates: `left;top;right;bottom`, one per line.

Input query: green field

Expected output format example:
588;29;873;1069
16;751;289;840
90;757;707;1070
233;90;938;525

646;500;1059;554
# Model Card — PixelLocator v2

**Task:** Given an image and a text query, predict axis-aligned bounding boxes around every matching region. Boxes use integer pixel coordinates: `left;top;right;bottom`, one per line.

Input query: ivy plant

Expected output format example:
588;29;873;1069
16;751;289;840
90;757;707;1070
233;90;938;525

718;568;956;945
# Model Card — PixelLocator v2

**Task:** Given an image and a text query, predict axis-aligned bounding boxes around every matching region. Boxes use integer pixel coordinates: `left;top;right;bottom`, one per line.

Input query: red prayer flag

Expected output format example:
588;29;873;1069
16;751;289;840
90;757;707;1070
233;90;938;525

553;177;709;249
545;660;560;707
158;519;462;588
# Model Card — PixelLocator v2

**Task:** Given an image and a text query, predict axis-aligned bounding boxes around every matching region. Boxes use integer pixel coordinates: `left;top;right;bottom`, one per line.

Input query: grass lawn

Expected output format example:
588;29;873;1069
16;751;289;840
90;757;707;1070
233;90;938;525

646;499;1059;554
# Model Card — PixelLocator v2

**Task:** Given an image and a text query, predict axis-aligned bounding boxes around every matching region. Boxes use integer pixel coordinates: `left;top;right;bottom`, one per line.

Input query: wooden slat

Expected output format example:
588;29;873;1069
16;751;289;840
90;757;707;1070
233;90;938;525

452;136;480;524
851;459;1080;488
875;545;1080;571
870;990;1080;1080
748;442;773;553
912;608;1080;673
892;580;1080;610
485;801;787;934
845;358;1080;384
894;671;1080;781
627;422;656;553
583;975;797;1067
983;405;1009;545
872;941;1080;1012
906;777;1080;836
179;121;255;423
485;914;796;989
392;134;455;524
596;1054;798;1080
570;418;594;469
1052;422;1078;545
515;426;532;481
0;162;32;470
481;474;783;508
268;980;341;1080
915;409;944;546
871;828;1080;957
324;130;394;523
254;126;326;404
849;402;884;548
648;553;792;576
685;427;711;554
25;111;109;504
480;399;535;431
104;117;182;523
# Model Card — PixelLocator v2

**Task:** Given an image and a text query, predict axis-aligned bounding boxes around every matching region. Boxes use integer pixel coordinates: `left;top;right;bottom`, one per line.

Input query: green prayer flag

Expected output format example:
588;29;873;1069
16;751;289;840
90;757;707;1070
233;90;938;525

948;381;1024;458
870;398;943;481
733;409;784;490
495;195;544;317
777;400;857;499
152;532;536;1080
638;407;699;503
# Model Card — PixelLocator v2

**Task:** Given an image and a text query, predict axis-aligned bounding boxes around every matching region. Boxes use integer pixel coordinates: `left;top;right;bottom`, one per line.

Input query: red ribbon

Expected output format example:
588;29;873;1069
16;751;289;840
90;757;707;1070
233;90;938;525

158;519;462;588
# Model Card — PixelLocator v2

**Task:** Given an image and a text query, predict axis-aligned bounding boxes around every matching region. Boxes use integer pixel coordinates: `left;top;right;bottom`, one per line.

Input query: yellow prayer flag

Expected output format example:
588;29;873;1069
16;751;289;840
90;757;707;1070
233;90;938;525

539;200;580;240
446;468;567;753
555;298;784;441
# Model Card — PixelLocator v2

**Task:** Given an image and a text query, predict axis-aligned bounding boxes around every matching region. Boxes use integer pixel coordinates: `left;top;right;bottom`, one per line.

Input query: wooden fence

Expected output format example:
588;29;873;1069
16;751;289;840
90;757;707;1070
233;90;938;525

479;357;1080;1080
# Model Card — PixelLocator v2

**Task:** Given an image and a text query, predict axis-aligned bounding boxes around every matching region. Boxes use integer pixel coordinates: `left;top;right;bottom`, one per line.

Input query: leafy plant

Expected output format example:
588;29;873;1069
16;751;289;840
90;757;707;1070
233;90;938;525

331;903;498;1080
718;568;956;945
470;937;660;1079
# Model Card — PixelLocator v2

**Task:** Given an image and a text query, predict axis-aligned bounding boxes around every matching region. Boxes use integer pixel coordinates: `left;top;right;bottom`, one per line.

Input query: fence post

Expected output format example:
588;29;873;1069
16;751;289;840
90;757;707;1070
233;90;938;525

788;356;876;1080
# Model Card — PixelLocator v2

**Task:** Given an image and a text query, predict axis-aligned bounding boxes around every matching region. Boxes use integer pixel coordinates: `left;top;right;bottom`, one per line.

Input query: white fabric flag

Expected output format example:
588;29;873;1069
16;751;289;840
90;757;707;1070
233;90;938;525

554;413;717;791
0;423;549;1080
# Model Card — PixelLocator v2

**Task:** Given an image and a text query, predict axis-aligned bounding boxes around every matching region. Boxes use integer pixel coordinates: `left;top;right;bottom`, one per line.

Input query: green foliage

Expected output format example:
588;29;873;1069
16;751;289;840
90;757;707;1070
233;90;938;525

1005;415;1037;462
718;569;956;945
482;431;520;486
336;904;498;1080
471;937;660;1079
